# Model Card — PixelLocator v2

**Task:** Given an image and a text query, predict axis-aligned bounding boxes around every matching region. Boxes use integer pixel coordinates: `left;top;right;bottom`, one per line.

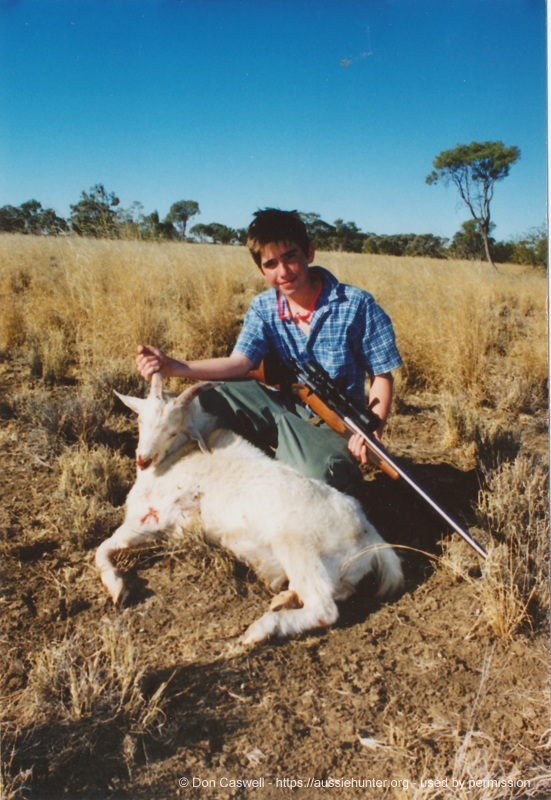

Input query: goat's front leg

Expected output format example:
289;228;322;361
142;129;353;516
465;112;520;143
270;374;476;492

95;520;161;606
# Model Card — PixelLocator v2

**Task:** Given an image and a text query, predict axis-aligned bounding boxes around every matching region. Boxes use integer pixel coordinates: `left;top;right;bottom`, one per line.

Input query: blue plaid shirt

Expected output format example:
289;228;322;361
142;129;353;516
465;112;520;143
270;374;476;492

233;267;402;405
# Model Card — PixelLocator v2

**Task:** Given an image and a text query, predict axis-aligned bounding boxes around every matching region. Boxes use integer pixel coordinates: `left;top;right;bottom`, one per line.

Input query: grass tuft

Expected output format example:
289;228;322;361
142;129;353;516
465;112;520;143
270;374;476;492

2;619;171;798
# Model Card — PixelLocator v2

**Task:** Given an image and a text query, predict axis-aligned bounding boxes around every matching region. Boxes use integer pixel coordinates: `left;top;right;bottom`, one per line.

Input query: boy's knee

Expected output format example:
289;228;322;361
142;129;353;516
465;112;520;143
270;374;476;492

198;383;277;453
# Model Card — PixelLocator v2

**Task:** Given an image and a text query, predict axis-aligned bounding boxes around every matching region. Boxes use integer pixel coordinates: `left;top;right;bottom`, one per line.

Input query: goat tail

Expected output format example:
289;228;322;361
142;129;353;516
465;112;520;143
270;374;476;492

373;543;404;600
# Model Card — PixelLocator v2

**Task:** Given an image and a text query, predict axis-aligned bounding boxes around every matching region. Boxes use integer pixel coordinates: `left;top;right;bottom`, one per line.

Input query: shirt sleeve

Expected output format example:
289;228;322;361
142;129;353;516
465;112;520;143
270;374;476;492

232;301;270;368
361;295;402;376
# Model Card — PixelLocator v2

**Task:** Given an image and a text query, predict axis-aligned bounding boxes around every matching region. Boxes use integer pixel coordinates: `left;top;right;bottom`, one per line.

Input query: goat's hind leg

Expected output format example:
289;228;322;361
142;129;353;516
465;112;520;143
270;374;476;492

95;521;158;606
270;589;303;611
242;552;339;644
243;590;338;644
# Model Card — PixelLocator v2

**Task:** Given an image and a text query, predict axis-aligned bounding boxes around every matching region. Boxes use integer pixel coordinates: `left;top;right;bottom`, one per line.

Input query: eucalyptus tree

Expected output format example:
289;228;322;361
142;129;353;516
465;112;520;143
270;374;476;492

330;219;365;252
190;222;241;244
426;141;520;269
298;212;335;250
0;204;25;232
35;206;68;234
166;200;200;240
141;211;178;241
449;219;490;261
0;201;67;234
70;184;121;238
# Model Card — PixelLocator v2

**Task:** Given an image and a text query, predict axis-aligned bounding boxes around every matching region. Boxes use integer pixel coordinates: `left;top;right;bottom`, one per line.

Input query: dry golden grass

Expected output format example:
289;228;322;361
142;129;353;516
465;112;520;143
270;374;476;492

477;455;549;633
58;444;134;506
1;235;546;405
329;252;547;412
0;236;260;387
436;451;549;641
55;444;135;547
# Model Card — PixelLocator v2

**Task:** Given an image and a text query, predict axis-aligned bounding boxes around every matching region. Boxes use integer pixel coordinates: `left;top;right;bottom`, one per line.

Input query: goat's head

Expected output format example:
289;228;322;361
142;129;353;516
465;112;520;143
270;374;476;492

115;373;219;470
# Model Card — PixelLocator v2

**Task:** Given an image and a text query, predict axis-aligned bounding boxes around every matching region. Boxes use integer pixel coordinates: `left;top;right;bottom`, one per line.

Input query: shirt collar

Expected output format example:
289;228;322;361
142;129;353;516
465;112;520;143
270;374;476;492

275;266;341;320
312;266;340;304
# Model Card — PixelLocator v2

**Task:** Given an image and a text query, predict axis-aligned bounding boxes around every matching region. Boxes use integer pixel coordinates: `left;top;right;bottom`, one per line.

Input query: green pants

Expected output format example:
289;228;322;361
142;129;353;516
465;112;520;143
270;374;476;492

199;381;365;500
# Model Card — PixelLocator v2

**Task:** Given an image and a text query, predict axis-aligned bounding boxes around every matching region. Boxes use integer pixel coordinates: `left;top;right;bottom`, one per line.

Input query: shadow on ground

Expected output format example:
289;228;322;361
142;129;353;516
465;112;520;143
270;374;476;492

7;656;252;800
360;459;479;584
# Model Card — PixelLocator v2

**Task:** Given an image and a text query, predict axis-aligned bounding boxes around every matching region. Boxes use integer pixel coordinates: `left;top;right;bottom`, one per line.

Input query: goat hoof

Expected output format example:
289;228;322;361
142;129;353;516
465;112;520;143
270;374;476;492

241;621;271;646
115;586;132;609
270;589;303;611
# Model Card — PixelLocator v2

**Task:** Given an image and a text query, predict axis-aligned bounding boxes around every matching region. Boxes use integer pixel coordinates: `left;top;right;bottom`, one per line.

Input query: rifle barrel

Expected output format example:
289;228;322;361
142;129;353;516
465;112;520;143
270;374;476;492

345;417;488;560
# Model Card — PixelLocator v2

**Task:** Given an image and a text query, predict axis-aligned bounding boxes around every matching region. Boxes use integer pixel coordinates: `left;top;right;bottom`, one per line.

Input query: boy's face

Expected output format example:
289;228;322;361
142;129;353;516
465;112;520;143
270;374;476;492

259;241;316;298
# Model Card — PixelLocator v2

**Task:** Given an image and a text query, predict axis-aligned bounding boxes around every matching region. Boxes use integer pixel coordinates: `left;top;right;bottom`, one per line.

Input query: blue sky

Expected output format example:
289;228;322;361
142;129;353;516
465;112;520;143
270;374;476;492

0;0;547;241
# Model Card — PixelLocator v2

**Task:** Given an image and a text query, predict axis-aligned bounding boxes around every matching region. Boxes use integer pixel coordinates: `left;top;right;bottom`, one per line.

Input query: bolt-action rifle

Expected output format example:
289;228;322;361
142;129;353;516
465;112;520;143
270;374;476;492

249;355;488;560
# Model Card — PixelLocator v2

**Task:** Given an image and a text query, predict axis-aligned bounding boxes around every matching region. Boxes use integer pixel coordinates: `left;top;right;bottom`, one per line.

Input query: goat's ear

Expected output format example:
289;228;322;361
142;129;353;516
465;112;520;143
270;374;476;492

114;391;146;415
185;427;210;454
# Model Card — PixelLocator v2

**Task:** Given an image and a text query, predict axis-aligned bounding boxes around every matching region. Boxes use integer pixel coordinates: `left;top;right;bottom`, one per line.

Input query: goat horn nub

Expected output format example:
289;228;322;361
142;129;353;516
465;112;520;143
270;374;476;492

150;371;163;399
176;381;221;409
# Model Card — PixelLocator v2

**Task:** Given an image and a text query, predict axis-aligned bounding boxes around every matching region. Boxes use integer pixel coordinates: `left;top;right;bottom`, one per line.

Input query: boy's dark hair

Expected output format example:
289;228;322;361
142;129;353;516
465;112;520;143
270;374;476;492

247;208;311;268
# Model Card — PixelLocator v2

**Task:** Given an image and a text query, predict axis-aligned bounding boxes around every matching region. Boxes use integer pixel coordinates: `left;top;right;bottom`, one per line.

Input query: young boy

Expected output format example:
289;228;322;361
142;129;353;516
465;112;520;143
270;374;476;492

136;208;402;499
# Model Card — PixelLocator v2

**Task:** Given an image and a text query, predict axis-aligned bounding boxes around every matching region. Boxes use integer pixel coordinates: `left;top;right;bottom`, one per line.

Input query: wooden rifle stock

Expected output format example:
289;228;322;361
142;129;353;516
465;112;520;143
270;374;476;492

247;363;400;480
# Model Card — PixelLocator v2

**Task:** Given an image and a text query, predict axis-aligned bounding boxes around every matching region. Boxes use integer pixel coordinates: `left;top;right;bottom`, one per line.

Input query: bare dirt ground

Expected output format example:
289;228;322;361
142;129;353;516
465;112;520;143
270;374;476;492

1;356;549;799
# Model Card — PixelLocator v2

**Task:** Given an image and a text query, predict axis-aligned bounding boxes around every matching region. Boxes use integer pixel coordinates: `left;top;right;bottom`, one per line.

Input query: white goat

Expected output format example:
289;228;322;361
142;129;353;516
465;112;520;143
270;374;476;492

95;373;403;644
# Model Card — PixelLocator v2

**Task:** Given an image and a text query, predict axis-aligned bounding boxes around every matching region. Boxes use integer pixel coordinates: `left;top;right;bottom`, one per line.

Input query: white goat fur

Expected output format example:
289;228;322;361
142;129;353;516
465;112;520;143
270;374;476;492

95;374;403;644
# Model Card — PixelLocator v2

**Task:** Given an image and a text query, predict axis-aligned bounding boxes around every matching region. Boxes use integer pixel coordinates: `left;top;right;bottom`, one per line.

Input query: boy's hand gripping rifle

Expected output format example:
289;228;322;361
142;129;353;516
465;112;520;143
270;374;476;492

251;356;488;560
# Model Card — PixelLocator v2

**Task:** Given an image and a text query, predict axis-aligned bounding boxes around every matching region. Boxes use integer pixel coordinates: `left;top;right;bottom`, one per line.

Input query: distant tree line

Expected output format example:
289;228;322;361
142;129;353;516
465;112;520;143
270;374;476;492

0;182;546;267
